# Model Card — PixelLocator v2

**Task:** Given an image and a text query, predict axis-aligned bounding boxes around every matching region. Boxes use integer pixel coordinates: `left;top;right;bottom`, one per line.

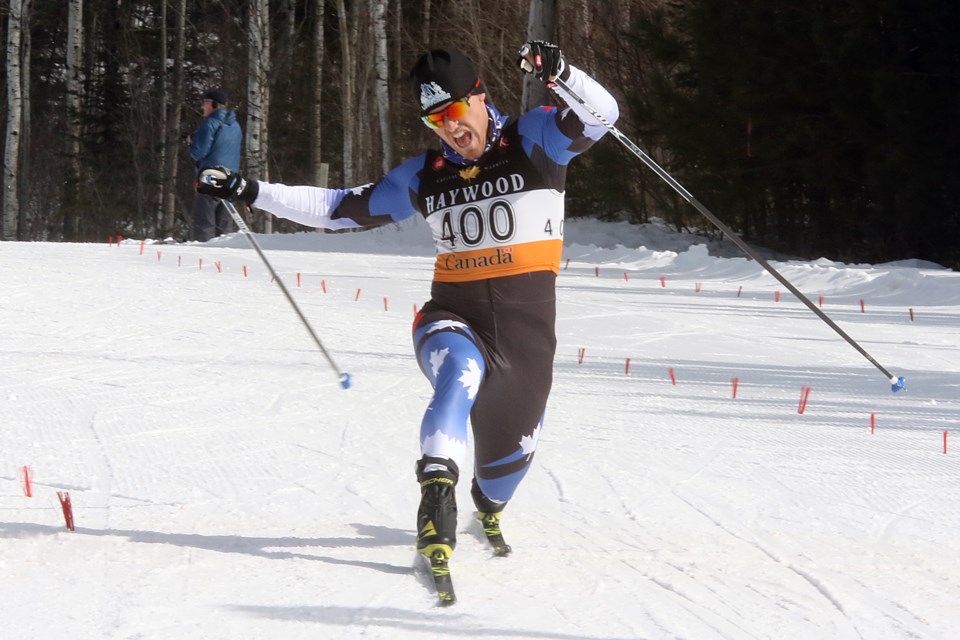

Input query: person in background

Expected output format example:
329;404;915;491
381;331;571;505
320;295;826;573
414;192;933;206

188;88;242;242
195;42;618;599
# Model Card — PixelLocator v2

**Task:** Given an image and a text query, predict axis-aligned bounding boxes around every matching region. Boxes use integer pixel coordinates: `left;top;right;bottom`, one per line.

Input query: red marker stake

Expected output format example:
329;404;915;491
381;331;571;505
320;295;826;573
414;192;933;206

909;308;914;322
243;265;248;278
139;239;145;255
798;386;811;414
178;256;182;268
775;291;780;302
297;272;302;288
21;465;32;497
871;412;876;434
660;276;666;288
669;368;676;385
321;279;327;294
625;358;631;375
578;348;585;365
819;295;824;307
384;297;389;311
355;288;362;302
198;258;203;271
57;491;75;531
860;299;865;313
624;272;629;281
732;377;739;399
156;250;162;262
695;282;701;293
215;261;222;273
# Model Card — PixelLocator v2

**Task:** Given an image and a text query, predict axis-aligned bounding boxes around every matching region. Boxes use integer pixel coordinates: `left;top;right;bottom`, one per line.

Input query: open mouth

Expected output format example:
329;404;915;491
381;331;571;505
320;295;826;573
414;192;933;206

452;129;473;150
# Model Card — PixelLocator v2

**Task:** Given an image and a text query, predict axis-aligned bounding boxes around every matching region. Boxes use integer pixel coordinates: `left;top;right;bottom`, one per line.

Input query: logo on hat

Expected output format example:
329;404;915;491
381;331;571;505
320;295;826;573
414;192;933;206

420;81;452;112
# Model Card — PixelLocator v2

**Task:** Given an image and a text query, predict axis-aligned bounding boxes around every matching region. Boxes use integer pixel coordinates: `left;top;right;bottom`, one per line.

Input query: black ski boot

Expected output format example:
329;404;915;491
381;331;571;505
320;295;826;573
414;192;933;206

472;477;512;557
415;457;459;560
416;457;459;605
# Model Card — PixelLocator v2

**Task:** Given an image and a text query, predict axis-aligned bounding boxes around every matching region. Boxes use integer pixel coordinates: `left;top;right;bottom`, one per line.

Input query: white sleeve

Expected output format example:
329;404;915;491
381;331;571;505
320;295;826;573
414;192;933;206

552;65;620;140
252;182;366;231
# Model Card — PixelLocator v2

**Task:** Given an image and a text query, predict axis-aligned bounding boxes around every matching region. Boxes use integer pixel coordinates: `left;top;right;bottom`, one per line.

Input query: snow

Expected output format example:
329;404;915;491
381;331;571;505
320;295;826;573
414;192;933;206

1;216;958;639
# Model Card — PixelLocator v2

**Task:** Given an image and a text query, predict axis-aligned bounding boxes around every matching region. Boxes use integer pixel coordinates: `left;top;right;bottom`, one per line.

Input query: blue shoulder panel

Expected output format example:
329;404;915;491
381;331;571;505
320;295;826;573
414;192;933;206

518;107;578;167
369;154;426;222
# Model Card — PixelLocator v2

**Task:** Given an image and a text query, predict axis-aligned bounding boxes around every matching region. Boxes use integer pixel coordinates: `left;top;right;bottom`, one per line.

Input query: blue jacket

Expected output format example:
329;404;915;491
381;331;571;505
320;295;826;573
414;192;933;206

189;108;242;173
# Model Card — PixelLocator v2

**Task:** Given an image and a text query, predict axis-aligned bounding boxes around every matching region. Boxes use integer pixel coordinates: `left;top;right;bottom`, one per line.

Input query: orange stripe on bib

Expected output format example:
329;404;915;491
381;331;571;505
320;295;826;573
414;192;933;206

433;239;563;282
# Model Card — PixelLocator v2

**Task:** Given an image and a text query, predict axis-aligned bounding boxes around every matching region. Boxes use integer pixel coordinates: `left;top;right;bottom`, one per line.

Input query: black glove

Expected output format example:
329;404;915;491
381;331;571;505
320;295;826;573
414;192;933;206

517;40;569;83
196;166;259;205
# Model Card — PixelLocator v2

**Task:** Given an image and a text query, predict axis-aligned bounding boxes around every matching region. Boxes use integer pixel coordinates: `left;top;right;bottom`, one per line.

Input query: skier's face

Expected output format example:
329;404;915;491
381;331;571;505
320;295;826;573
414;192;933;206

428;93;489;160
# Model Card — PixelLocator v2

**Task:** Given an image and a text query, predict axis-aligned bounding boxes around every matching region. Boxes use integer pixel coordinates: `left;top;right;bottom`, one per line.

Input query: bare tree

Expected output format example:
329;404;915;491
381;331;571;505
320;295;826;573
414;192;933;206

372;0;392;173
63;0;84;239
312;0;328;186
3;0;25;240
17;0;33;239
521;0;558;112
247;0;272;231
422;0;431;43
334;0;356;184
160;0;187;238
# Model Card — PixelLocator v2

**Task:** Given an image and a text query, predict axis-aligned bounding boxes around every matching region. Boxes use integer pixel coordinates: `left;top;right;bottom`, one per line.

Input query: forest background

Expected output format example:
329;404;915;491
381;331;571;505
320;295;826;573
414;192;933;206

0;0;957;268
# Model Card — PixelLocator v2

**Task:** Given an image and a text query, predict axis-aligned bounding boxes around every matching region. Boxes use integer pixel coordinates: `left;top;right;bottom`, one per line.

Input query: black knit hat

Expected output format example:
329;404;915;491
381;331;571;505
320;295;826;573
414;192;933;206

409;49;486;115
201;87;228;106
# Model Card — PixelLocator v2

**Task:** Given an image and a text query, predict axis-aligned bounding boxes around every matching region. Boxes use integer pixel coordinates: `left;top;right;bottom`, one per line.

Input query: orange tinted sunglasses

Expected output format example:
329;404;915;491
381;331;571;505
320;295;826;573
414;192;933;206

421;96;470;129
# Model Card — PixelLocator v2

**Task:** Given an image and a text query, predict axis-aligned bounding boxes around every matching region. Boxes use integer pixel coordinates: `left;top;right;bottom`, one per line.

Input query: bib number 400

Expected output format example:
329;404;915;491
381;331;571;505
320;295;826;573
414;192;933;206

439;200;563;248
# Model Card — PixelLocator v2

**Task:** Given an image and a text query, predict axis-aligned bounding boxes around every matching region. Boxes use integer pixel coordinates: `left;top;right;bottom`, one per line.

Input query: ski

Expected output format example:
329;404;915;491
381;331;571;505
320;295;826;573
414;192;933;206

426;549;457;606
477;512;512;557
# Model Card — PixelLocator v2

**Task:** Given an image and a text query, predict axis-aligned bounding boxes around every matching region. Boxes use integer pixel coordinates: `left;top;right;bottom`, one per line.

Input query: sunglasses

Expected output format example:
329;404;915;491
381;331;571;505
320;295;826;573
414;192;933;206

421;96;470;129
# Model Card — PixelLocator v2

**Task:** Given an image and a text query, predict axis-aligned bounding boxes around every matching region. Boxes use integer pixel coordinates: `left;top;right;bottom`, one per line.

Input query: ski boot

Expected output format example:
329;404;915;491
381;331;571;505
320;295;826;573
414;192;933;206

472;477;512;557
416;457;459;605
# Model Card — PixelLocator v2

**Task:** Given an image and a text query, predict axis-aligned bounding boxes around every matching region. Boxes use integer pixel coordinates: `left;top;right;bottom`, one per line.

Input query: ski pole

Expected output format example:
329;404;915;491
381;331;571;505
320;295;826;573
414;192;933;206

221;198;352;390
551;76;905;393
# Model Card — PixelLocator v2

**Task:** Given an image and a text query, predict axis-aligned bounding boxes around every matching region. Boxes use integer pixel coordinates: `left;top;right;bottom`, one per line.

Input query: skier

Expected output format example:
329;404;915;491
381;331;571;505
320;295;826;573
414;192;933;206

197;41;618;600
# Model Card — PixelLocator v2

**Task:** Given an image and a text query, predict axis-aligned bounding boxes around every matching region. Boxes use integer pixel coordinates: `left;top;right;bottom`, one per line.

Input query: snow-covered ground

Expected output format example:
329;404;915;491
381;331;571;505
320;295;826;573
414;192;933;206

2;217;958;639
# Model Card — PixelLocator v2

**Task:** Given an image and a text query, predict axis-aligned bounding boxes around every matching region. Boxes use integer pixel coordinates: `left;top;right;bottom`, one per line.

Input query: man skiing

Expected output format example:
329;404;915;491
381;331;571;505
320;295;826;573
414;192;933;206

197;41;619;604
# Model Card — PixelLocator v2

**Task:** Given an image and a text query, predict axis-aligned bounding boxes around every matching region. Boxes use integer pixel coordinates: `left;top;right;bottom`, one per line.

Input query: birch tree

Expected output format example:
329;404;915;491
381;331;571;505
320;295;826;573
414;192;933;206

372;0;392;173
521;0;558;112
312;0;328;186
17;0;33;239
247;0;272;231
160;0;186;237
63;0;84;239
334;0;355;184
3;0;24;240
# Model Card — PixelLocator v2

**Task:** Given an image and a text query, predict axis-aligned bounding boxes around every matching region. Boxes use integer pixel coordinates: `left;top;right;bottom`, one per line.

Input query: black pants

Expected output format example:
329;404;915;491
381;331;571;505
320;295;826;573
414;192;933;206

192;192;235;242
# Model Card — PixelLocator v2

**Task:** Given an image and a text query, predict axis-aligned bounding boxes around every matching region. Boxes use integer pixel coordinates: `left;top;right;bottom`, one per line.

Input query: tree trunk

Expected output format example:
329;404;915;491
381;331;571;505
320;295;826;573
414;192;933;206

247;0;272;231
157;0;168;232
335;0;355;184
3;0;24;240
372;0;392;173
63;0;84;240
521;0;558;112
160;0;186;238
17;0;33;239
422;0;431;43
312;0;328;187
